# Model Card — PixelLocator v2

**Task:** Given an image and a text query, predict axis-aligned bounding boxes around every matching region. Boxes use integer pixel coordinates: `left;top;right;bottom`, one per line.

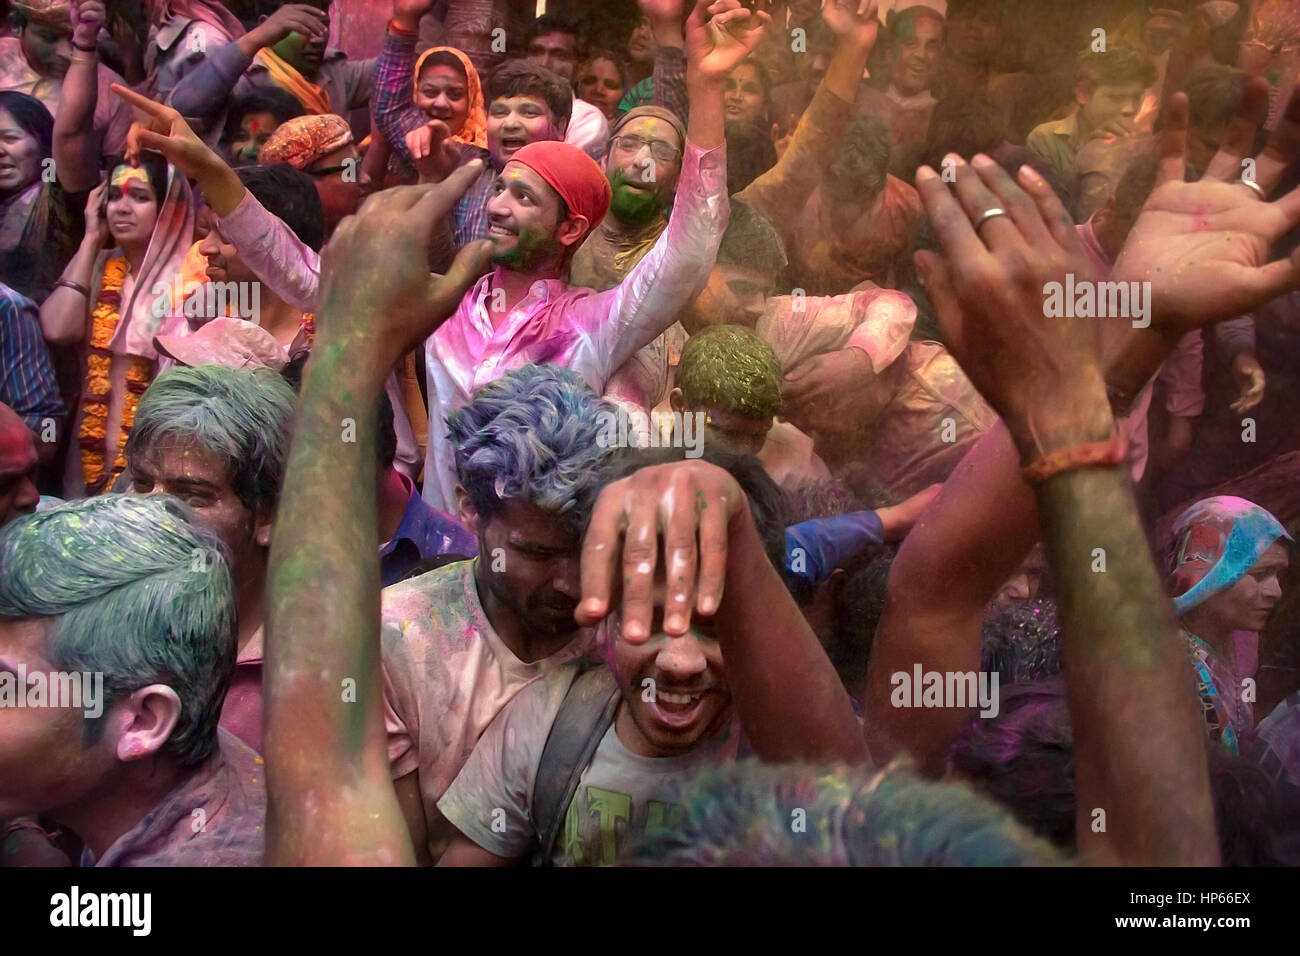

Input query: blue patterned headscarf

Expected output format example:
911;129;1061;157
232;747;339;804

1168;496;1291;616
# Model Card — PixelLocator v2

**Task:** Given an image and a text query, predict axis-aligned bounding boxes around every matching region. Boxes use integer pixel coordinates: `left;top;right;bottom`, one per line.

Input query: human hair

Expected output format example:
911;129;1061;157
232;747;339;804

107;151;169;208
0;90;52;160
677;325;783;422
236;163;325;251
577;47;628;87
949;679;1077;849
1074;43;1156;94
716;197;787;276
447;364;615;535
600;443;789;575
486;60;573;126
126;364;296;517
529;13;582;47
1181;65;1247;134
0;495;237;767
625;758;1063;865
222;86;305;146
888;4;946;43
419;49;468;82
920;94;1005;174
724;120;777;192
827;113;891;199
981;598;1064;684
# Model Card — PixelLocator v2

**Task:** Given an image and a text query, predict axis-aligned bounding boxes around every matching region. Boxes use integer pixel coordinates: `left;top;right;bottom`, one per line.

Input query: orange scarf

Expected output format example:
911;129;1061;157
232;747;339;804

254;48;332;116
412;46;487;149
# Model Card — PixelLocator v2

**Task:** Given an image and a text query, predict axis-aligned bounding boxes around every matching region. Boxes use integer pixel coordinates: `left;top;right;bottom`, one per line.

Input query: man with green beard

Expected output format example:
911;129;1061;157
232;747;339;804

579;0;884;414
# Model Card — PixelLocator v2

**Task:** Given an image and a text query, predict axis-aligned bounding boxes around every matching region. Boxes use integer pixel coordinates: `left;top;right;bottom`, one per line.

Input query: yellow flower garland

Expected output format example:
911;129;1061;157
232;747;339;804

79;257;156;493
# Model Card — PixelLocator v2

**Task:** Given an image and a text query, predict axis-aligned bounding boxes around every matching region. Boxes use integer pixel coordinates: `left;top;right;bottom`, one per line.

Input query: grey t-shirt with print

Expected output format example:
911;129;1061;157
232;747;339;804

438;663;742;866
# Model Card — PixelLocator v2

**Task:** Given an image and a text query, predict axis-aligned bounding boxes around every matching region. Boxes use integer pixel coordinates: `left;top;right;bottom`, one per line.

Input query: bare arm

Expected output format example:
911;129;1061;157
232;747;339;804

895;149;1220;864
40;184;106;344
53;1;107;193
263;175;492;865
437;832;516;867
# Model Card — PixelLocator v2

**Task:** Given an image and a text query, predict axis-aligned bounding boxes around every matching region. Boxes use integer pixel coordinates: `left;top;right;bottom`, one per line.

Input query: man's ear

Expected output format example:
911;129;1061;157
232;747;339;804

253;507;275;548
112;684;182;763
455;487;479;535
668;387;687;414
556;213;591;249
1075;84;1093;108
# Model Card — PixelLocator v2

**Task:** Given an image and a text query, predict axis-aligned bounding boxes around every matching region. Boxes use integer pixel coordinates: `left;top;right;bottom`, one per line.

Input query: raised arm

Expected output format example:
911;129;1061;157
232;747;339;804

641;0;689;121
735;0;878;224
111;84;322;310
902;150;1218;865
577;459;866;765
40;181;106;344
265;174;493;866
169;4;328;121
373;0;439;163
53;0;107;193
586;0;769;376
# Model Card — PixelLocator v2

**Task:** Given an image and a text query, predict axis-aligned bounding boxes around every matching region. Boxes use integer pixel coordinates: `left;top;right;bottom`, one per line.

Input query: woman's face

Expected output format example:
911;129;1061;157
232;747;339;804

0;108;43;196
724;63;767;126
414;63;470;137
105;165;160;246
577;57;625;119
627;17;654;64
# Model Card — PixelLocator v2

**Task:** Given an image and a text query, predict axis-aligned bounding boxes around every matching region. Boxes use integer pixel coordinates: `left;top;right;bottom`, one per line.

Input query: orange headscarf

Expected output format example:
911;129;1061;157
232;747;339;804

412;46;487;149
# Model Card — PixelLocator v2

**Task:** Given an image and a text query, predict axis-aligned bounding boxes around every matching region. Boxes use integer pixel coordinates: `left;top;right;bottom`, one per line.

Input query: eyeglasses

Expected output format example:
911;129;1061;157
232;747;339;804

610;134;680;164
306;163;352;177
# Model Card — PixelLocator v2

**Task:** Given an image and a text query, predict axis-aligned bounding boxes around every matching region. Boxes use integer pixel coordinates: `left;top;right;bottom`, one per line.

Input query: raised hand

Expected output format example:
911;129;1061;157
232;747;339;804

1112;80;1300;337
639;0;686;22
821;0;878;42
912;153;1112;460
70;0;106;50
314;166;494;370
393;0;437;25
576;459;747;642
405;119;461;183
685;0;773;79
246;3;328;50
82;177;109;244
113;83;222;178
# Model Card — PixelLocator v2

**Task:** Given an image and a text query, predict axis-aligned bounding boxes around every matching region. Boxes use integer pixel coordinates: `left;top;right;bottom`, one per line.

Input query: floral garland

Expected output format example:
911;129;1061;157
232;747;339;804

79;256;155;494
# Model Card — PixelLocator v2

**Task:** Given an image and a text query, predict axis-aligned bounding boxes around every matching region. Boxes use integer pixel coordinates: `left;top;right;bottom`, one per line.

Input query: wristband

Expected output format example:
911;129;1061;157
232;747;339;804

71;37;98;53
2;819;57;843
388;18;419;37
56;279;91;297
1022;432;1128;484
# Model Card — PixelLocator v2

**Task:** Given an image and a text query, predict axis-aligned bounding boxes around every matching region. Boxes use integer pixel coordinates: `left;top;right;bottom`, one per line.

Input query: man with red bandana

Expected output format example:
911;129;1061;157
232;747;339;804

420;0;771;511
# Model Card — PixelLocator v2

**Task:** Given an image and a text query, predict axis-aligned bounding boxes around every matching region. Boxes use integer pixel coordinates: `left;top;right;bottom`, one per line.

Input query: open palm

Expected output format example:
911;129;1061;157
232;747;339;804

1113;81;1300;337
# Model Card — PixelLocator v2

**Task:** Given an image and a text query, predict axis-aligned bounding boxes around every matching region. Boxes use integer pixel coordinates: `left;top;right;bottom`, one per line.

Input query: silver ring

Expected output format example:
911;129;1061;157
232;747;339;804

1241;177;1266;200
974;207;1008;231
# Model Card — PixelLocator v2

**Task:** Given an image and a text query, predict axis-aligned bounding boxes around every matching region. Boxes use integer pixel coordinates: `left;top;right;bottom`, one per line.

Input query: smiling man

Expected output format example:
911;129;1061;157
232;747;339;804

418;0;770;512
435;444;851;866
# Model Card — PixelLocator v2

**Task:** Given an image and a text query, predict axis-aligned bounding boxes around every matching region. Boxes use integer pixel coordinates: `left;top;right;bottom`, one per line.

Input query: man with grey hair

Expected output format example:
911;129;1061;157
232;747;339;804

125;363;296;753
0;495;265;866
380;363;619;863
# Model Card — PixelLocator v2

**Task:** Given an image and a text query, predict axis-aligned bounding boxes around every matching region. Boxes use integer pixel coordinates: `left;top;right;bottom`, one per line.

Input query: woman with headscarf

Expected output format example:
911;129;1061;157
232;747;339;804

39;150;195;495
371;14;488;184
0;90;85;301
1167;496;1293;753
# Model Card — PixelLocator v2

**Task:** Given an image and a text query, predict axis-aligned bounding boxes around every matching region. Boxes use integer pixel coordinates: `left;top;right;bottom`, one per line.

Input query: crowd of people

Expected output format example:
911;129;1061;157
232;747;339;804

2;0;1300;868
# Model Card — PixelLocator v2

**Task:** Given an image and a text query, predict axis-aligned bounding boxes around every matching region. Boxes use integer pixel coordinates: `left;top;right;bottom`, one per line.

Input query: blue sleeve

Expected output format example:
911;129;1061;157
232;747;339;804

785;510;885;585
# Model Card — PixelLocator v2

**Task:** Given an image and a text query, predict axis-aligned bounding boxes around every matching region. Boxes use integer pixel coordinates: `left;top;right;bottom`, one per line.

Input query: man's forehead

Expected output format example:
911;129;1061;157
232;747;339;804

532;32;576;51
0;616;52;661
620;117;682;148
500;161;555;195
135;438;229;482
494;94;549;112
0;417;37;474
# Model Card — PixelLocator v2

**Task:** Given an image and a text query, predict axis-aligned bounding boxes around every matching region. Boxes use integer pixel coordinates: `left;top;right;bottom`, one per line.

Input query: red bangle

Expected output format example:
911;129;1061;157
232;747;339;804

71;38;98;53
1022;432;1128;484
388;18;418;37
